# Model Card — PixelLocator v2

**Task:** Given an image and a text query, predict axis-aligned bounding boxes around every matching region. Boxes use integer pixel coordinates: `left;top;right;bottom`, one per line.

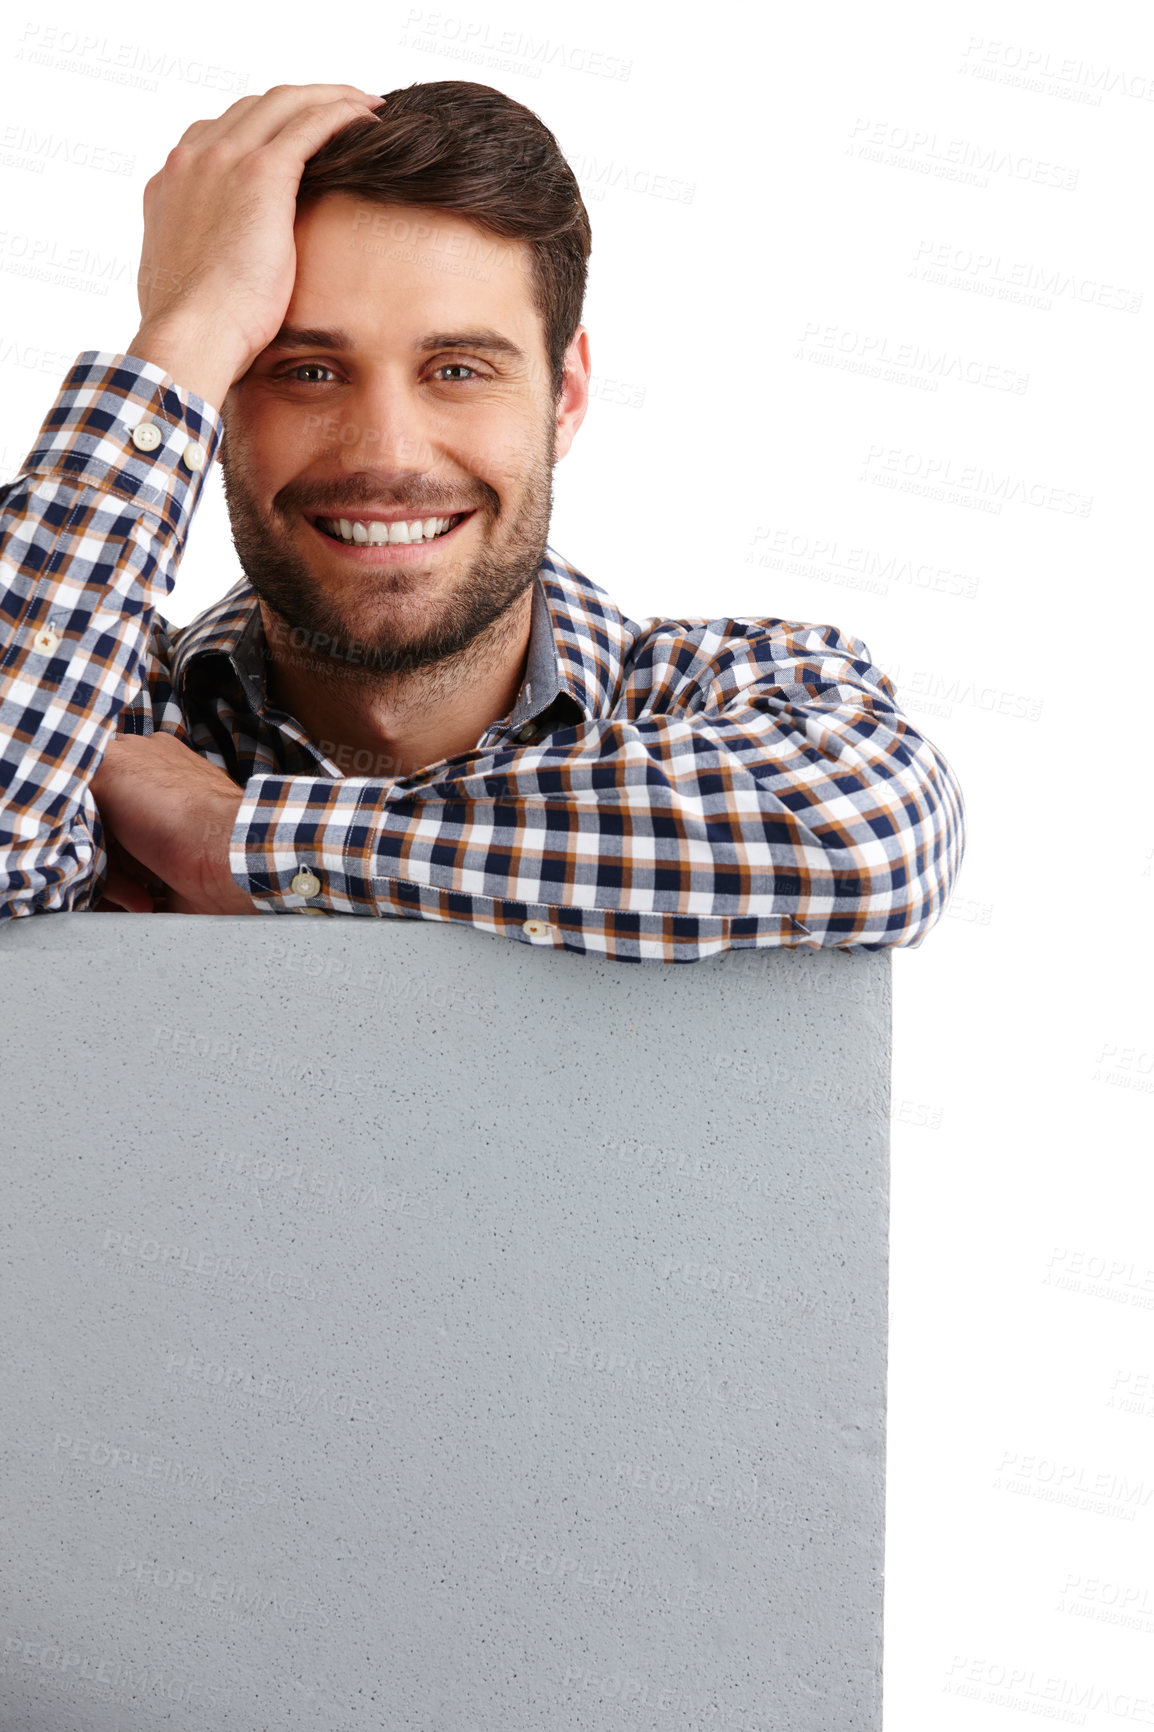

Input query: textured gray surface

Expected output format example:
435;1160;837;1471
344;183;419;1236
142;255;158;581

0;914;890;1731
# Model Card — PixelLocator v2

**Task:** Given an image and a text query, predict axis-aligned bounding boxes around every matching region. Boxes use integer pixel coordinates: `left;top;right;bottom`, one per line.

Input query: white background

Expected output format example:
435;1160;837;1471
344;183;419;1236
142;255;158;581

3;0;1153;1724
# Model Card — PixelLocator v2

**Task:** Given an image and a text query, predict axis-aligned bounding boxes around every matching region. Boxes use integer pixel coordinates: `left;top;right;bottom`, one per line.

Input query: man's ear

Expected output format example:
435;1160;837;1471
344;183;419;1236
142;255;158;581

554;326;590;465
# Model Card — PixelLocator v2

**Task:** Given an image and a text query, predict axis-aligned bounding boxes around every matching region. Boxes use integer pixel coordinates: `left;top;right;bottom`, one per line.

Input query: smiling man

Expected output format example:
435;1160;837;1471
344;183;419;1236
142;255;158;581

0;81;965;958
220;191;566;784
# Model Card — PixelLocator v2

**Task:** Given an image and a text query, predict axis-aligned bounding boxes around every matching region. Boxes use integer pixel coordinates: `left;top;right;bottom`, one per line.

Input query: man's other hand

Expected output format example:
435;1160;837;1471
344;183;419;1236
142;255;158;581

129;83;384;410
90;733;259;915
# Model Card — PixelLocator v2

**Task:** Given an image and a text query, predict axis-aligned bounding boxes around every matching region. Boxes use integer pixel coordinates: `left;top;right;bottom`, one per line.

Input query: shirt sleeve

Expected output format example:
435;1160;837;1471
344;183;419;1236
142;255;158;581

230;621;966;961
0;352;222;921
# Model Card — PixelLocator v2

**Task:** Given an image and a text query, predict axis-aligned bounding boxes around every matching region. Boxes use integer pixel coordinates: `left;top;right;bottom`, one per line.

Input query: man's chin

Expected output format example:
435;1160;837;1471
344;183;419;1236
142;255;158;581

265;617;448;681
243;513;545;683
263;594;521;682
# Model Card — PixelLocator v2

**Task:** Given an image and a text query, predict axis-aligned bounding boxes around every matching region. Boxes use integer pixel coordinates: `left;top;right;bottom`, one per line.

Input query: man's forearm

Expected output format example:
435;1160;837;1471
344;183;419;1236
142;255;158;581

223;700;965;958
0;352;222;919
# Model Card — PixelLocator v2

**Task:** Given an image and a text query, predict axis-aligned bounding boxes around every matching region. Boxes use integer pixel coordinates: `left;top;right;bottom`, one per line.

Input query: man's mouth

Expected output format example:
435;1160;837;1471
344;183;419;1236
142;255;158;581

309;510;473;547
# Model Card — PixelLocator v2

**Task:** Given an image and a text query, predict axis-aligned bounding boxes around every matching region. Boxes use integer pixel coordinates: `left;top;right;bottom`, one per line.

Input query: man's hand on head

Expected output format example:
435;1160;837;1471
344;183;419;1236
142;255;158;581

129;83;385;411
90;733;260;915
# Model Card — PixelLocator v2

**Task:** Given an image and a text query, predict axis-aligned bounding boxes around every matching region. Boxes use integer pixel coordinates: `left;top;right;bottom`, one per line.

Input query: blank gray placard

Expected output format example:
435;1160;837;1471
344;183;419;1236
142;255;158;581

0;914;890;1731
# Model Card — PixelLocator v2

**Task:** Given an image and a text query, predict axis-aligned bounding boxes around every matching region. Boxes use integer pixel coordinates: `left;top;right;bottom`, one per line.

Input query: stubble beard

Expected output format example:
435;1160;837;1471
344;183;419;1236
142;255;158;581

219;424;556;697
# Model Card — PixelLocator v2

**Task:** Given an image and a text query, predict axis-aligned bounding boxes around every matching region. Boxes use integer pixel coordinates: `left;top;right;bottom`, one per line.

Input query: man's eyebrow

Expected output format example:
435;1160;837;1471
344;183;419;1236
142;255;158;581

265;326;355;352
265;325;527;361
418;330;527;362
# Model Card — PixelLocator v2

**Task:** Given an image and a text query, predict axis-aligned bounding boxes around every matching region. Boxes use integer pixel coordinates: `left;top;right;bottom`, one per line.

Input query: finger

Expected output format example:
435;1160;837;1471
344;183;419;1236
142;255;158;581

173;85;375;149
99;821;164;907
253;96;388;178
175;95;264;148
244;96;386;174
193;84;383;154
145;87;383;219
100;860;155;913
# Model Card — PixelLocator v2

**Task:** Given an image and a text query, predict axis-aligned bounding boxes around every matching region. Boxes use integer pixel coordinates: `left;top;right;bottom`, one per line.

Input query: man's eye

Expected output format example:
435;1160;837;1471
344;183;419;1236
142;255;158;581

277;362;482;384
282;364;336;383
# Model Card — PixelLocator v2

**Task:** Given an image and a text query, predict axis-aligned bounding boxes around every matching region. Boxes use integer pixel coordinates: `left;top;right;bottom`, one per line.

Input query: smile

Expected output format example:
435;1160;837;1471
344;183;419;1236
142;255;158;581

313;512;470;546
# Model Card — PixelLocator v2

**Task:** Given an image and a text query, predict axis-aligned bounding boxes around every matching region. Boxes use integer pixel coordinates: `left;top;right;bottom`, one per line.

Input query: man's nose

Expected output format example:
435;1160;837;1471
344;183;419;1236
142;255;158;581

314;381;438;473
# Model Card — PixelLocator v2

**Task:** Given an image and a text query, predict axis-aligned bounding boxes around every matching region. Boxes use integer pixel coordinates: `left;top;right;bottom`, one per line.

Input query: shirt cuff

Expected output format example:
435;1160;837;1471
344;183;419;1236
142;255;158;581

19;350;224;540
230;774;386;915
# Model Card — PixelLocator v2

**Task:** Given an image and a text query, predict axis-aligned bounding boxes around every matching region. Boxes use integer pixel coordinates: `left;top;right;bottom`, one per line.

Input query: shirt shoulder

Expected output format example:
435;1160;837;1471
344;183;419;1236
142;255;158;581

542;550;897;714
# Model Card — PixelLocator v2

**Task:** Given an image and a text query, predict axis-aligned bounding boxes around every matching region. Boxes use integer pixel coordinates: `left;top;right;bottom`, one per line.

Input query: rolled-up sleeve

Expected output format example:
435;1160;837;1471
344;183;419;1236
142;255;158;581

0;352;222;920
229;619;965;961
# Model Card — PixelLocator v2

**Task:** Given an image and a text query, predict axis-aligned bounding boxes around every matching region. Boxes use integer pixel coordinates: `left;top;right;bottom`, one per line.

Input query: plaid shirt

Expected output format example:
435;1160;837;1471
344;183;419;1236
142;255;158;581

0;351;965;961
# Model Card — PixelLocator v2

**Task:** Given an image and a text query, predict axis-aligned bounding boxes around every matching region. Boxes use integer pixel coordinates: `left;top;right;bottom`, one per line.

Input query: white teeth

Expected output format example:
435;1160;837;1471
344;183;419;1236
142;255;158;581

317;514;461;545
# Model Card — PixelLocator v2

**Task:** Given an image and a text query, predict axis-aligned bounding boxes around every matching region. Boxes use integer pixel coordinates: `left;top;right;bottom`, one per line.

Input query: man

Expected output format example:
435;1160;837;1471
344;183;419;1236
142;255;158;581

0;81;964;960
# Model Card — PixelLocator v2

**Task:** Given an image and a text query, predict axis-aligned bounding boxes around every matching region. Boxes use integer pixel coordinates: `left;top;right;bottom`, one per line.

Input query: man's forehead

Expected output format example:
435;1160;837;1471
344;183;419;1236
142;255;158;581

295;192;529;272
287;193;538;347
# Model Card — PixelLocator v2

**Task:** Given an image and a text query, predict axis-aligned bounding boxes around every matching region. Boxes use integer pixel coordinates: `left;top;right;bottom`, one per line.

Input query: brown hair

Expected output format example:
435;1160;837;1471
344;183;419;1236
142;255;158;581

298;81;592;401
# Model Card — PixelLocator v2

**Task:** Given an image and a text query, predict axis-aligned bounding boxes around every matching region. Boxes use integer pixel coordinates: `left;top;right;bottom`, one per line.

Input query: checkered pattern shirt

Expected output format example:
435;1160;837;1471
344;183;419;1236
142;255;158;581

0;351;966;961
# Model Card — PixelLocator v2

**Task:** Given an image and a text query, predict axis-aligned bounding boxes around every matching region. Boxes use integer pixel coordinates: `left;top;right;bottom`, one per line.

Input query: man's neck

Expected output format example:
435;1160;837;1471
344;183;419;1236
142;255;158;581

260;588;535;781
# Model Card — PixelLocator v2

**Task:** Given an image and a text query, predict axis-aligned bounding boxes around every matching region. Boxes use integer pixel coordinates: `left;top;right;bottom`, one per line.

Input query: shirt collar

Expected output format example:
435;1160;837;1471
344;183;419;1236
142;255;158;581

169;544;633;731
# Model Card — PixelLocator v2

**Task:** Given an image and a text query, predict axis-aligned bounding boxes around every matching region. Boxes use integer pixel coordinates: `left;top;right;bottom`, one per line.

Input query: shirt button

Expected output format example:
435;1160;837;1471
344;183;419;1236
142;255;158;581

514;723;536;743
131;421;163;452
33;625;61;654
522;919;553;940
290;868;321;898
181;440;206;472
